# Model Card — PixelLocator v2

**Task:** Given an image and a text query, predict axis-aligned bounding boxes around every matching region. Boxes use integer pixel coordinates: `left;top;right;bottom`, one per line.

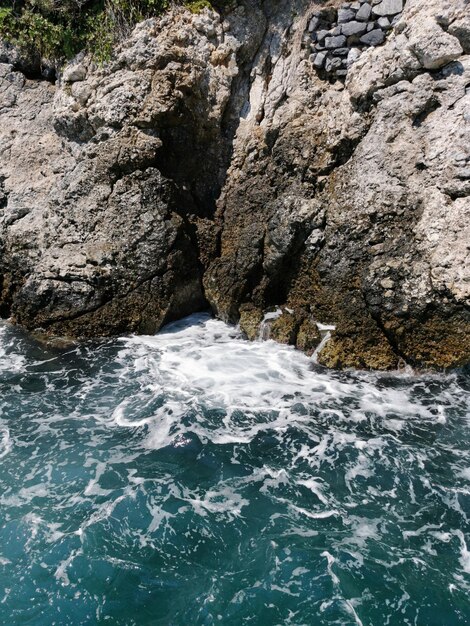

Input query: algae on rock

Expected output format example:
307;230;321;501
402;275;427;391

0;0;469;370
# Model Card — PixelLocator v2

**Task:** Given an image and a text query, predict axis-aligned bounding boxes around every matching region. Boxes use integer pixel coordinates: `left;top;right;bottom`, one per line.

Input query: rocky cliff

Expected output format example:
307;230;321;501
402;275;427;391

0;0;469;369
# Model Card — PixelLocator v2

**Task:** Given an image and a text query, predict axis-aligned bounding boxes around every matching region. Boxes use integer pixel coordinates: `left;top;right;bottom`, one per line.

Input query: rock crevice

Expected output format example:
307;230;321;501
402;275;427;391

0;0;469;369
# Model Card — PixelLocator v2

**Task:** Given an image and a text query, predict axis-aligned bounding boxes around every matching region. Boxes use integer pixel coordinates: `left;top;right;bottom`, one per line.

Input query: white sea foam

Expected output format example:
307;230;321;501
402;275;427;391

113;314;455;453
0;426;12;460
0;323;26;374
455;530;470;574
1;312;469;624
459;468;470;481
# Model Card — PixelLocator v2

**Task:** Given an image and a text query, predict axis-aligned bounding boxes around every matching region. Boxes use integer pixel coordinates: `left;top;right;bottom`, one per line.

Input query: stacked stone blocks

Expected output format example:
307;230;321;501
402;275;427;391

305;0;405;80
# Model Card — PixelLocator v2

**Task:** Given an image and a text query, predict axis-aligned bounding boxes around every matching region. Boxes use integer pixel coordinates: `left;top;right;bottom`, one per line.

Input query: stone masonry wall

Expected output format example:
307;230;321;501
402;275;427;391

303;0;405;80
0;0;469;370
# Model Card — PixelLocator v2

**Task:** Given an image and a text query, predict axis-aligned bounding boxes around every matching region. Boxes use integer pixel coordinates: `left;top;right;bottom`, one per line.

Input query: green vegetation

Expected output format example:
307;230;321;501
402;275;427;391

185;0;213;12
0;0;218;64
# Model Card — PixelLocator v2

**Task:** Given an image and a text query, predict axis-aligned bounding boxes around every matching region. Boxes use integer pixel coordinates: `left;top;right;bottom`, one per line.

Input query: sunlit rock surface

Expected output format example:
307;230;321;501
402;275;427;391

0;0;469;369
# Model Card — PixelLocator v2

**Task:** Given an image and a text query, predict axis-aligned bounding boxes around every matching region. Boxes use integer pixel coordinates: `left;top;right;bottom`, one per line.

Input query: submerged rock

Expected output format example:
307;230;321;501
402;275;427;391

0;0;469;370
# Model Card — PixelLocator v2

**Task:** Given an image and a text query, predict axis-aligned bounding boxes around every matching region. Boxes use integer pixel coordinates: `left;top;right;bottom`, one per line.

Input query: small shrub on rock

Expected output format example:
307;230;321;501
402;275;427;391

0;0;219;65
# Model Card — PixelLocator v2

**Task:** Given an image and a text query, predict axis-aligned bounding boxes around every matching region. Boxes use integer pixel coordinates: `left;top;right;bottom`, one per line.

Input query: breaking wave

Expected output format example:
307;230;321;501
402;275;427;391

0;314;469;624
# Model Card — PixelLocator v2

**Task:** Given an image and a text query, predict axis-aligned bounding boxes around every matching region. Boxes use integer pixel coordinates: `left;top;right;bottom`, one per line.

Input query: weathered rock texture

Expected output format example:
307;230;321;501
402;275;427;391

0;6;265;336
0;0;469;369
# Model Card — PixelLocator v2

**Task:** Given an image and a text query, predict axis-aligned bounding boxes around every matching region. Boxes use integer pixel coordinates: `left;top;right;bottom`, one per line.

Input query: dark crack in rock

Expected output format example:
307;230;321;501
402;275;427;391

0;0;469;370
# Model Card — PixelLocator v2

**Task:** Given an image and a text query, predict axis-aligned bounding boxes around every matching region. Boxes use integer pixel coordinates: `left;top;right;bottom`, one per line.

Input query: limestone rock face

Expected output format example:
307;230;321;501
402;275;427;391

407;17;462;69
204;0;470;369
0;7;265;336
0;0;469;370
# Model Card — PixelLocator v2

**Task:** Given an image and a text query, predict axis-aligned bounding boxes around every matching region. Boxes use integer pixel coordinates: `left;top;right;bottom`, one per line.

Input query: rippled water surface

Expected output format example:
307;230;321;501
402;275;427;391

0;314;469;625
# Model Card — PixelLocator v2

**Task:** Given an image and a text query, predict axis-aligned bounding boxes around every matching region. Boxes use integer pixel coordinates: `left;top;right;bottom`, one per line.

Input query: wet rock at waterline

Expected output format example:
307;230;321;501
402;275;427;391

1;316;469;623
0;0;469;370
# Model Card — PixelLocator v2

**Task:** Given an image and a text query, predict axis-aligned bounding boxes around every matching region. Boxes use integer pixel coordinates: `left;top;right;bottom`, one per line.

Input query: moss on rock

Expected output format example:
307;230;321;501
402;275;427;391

387;313;470;370
239;305;263;341
318;334;399;370
296;318;321;355
269;312;299;345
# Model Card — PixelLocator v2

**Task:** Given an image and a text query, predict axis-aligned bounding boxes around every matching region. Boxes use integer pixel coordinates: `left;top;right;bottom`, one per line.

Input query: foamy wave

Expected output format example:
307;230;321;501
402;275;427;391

112;314;457;453
0;426;12;460
0;313;469;624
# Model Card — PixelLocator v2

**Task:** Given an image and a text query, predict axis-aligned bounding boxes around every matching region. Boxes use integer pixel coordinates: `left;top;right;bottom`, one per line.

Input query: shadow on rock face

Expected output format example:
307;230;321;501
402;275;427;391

1;0;469;370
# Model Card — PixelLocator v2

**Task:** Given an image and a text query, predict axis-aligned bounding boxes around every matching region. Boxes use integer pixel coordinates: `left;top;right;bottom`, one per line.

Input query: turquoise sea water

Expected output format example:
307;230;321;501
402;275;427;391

0;313;469;625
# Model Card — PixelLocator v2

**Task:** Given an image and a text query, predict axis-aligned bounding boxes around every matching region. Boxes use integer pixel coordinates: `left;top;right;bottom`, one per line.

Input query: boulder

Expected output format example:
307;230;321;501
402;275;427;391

347;47;362;66
408;19;463;69
338;8;356;23
341;21;368;36
360;28;386;45
316;29;330;42
372;0;403;16
62;63;87;83
356;3;372;21
308;16;320;32
325;35;347;49
313;51;328;68
378;17;391;29
449;16;470;53
325;56;343;72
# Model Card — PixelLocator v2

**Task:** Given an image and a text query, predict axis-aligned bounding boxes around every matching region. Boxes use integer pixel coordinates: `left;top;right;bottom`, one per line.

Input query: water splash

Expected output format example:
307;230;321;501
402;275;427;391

0;314;469;625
